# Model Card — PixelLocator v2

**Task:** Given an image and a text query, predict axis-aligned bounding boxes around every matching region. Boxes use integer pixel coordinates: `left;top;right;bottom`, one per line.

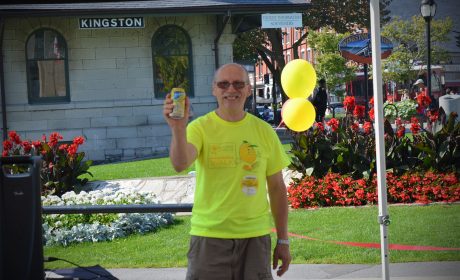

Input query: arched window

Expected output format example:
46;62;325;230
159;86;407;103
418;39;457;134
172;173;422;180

26;28;69;104
152;25;193;98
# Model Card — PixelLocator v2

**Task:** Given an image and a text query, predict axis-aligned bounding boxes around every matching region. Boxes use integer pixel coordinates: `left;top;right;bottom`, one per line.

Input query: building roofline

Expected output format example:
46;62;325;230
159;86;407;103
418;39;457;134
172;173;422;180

0;1;311;17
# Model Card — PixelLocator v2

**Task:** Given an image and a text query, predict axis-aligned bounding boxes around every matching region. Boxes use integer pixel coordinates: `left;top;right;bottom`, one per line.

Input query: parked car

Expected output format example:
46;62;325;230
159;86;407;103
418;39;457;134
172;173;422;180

256;105;274;123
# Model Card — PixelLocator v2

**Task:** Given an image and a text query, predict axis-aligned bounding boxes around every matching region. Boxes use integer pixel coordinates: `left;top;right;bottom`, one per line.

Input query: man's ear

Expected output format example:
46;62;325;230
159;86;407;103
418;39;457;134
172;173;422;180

246;84;252;98
212;85;218;98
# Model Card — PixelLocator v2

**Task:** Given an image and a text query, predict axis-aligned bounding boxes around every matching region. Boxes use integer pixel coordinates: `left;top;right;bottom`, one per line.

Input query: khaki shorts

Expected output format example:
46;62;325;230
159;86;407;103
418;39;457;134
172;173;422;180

185;235;273;280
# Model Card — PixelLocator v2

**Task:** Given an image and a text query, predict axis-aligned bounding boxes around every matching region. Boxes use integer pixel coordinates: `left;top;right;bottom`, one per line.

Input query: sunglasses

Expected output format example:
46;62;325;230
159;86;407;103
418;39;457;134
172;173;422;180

215;81;248;90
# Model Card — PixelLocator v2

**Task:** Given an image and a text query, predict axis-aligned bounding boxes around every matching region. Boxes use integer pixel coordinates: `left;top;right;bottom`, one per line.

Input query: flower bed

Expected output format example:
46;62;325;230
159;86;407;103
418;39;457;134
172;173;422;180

3;131;92;196
287;172;460;209
42;189;174;246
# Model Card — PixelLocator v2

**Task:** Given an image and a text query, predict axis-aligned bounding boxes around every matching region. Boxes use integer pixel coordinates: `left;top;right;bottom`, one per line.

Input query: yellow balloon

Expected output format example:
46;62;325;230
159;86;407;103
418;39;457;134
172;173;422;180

281;59;317;99
282;98;316;132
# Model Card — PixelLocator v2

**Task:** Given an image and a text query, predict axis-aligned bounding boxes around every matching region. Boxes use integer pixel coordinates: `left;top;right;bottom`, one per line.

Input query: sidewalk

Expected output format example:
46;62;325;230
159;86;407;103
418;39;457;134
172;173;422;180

46;261;460;280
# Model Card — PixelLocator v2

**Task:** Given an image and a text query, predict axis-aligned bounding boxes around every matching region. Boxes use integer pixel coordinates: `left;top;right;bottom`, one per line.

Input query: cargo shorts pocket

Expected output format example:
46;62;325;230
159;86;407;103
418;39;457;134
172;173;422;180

187;236;200;259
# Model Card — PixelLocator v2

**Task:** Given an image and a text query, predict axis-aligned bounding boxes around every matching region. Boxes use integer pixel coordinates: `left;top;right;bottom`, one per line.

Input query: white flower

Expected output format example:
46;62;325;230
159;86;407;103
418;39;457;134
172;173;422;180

42;189;176;246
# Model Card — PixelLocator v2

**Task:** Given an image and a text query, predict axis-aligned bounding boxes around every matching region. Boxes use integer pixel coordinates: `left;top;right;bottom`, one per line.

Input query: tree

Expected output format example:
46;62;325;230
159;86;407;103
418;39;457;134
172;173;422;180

233;0;393;102
381;16;452;89
307;29;356;97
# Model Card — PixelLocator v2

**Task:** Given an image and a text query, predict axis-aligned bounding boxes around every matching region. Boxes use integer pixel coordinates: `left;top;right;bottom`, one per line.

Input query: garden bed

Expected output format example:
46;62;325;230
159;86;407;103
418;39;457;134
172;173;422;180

288;172;460;209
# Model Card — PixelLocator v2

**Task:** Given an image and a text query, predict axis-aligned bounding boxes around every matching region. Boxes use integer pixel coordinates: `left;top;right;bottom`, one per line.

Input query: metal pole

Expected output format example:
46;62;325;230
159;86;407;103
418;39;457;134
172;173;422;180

43;204;193;214
370;1;390;279
364;63;369;115
0;17;8;140
272;74;278;124
426;18;434;107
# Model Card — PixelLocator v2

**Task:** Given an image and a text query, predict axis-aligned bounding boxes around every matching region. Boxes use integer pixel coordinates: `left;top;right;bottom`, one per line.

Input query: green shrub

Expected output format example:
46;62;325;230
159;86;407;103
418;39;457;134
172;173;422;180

289;97;460;180
384;99;417;120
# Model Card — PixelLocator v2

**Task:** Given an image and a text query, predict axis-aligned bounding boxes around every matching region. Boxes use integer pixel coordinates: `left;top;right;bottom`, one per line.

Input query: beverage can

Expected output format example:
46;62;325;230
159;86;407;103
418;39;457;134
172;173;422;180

169;87;186;119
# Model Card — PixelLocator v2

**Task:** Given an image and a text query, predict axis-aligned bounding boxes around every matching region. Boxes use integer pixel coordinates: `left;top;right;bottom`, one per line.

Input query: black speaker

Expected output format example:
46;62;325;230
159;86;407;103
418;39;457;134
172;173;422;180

0;156;44;280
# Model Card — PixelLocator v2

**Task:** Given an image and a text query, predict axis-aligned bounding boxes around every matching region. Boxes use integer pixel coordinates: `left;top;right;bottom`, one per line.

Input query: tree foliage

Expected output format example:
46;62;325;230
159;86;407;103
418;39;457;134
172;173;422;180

303;0;392;33
307;30;356;97
381;16;453;88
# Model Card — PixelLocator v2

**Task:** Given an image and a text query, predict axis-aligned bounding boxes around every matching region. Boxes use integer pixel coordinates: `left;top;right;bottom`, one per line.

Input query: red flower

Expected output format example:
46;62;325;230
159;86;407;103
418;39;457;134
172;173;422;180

369;108;375;121
2;150;8;157
315;122;325;132
67;143;78;156
49;132;63;147
355;189;365;200
396;125;405;138
351;122;359;132
416;93;431;108
327;118;339;132
32;141;42;150
353;105;365;119
3;140;12;151
343;96;355;111
8;131;21;145
395;117;402;126
363;121;372;134
59;144;68;151
22;141;32;153
73;136;85;146
369;97;374;107
410;117;421;134
426;110;439;123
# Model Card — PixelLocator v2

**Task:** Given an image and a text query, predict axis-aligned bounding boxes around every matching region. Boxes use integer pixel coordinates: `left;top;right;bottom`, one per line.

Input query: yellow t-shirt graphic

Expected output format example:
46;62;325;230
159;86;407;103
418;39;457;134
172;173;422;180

187;111;290;238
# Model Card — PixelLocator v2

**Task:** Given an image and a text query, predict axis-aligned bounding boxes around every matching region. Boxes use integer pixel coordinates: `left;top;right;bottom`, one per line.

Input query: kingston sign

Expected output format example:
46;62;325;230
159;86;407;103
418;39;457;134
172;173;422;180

79;17;144;29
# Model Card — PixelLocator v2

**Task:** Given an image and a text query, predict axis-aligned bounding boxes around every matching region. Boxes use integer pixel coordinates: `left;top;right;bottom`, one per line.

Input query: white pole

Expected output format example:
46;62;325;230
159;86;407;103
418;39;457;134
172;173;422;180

369;1;390;279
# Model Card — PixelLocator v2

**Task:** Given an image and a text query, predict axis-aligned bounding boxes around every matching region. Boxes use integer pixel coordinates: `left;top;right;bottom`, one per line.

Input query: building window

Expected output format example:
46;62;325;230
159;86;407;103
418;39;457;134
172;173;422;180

152;25;193;98
301;49;305;60
26;28;69;104
307;48;312;62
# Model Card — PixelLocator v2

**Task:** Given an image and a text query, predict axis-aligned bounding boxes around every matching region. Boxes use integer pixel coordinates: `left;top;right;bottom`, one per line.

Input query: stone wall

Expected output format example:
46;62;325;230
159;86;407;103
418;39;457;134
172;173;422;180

1;15;235;162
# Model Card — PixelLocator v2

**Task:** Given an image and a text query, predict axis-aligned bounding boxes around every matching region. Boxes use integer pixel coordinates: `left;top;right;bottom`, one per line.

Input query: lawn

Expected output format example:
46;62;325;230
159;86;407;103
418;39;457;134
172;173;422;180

81;144;292;181
80;157;195;181
44;204;460;269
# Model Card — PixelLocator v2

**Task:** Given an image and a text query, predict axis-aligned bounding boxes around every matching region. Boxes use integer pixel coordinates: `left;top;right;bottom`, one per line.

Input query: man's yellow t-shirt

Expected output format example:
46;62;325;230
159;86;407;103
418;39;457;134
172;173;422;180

187;111;290;238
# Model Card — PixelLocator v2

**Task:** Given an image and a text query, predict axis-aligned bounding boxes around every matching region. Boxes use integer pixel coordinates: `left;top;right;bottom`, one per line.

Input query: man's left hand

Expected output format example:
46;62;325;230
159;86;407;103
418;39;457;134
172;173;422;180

273;244;291;277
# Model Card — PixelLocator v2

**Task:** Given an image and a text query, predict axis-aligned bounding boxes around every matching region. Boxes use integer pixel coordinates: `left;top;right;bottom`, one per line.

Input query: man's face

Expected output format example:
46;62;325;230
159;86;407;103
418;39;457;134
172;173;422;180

212;65;251;111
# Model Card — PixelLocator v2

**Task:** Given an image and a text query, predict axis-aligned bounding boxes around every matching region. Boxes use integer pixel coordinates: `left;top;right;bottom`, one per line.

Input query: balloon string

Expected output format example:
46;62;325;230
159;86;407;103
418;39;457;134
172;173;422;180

275;120;285;130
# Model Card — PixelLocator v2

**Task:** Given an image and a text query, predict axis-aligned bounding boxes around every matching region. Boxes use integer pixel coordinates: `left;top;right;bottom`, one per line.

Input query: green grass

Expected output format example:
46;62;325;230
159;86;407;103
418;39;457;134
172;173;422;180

81;157;195;181
44;204;460;269
82;146;292;181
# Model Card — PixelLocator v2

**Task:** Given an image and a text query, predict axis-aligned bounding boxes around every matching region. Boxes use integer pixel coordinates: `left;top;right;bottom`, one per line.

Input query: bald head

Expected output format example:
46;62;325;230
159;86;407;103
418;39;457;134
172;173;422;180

213;63;250;84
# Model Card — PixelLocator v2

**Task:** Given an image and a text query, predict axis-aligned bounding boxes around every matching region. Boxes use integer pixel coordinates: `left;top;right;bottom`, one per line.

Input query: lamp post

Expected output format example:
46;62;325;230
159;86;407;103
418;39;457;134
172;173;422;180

420;0;437;108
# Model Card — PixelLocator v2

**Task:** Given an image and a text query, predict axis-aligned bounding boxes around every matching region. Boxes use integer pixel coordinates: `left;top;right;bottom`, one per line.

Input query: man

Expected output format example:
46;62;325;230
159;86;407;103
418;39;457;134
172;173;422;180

163;63;291;279
312;78;329;123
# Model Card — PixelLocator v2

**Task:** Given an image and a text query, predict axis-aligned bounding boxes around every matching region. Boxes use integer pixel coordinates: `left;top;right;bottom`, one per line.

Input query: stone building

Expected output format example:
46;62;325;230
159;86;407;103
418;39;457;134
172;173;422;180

0;1;308;162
